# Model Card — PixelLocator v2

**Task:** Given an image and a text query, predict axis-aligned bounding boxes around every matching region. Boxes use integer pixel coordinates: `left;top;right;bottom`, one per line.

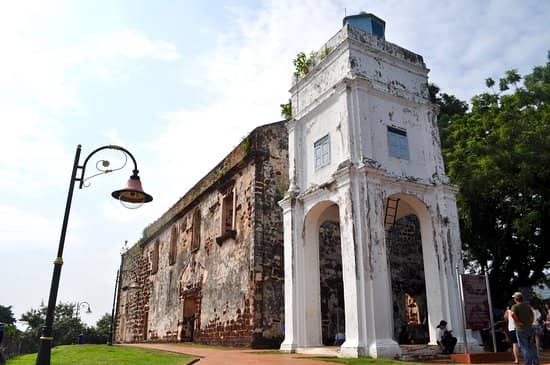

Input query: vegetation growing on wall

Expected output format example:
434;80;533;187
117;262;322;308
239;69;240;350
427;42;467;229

280;99;292;119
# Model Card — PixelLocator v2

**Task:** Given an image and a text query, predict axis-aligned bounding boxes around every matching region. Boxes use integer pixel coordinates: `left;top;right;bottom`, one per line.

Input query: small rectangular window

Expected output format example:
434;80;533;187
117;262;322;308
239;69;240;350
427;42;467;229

151;240;159;274
169;226;178;265
387;126;409;160
314;135;330;169
191;208;201;252
216;186;237;244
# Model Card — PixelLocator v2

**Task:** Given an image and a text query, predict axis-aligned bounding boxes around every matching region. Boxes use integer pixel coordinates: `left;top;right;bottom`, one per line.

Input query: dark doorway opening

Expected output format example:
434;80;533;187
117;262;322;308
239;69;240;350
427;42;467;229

388;214;429;344
319;221;345;346
181;297;197;342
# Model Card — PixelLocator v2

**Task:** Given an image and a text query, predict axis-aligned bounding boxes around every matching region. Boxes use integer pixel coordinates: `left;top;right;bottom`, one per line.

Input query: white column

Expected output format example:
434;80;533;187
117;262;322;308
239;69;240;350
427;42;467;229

363;177;401;358
279;195;305;352
336;168;368;357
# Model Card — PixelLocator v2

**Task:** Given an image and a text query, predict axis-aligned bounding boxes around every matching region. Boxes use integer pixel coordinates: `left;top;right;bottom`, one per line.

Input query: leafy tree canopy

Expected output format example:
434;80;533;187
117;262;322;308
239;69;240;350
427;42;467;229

19;302;86;352
434;52;550;306
0;304;16;325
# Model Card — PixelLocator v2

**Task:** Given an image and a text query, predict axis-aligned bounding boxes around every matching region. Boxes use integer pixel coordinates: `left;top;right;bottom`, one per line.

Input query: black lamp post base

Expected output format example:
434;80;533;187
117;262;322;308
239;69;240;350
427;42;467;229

35;339;52;365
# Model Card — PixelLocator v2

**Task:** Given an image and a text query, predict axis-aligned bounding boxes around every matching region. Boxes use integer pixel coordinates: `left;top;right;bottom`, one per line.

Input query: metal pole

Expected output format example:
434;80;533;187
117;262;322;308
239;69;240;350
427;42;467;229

36;145;82;365
485;274;497;353
108;268;120;345
456;265;469;354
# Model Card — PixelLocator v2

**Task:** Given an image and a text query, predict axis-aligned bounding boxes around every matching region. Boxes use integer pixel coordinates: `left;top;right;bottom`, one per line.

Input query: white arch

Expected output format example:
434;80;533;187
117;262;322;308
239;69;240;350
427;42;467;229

385;192;443;345
301;200;341;346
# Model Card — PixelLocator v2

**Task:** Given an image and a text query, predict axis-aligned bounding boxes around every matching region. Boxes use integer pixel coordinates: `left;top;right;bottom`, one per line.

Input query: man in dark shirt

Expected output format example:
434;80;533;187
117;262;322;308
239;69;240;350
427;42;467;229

511;292;539;365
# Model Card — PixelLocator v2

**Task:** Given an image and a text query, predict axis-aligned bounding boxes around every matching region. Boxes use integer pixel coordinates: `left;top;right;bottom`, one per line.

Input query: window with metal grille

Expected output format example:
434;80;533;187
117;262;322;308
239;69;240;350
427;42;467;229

314;135;330;169
387;126;409;160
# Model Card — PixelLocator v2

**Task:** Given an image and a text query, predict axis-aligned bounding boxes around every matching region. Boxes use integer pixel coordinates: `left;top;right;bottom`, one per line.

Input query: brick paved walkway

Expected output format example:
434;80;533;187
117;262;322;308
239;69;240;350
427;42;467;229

124;343;550;365
123;343;336;365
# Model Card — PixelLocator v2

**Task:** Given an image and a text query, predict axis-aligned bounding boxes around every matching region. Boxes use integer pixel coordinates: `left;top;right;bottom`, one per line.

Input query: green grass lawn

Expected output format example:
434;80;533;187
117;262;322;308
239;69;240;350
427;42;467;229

7;345;197;365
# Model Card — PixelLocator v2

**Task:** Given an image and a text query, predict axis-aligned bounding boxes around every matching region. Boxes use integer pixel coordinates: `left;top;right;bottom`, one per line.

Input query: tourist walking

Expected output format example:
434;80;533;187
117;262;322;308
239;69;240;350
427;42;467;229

511;292;539;365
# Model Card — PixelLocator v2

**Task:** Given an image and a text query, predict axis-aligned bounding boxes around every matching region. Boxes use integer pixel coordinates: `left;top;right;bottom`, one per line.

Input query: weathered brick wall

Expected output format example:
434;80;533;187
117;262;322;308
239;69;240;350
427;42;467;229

115;243;151;343
250;122;288;348
196;162;256;346
387;214;428;344
115;121;289;348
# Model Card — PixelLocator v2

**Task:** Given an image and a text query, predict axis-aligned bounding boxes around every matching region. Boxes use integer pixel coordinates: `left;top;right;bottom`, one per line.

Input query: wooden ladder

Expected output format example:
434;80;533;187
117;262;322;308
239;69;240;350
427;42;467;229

384;197;400;231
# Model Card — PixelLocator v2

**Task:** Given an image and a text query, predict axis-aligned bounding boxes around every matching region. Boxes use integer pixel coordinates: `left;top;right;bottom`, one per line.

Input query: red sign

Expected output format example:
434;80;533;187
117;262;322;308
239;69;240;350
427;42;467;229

461;274;491;330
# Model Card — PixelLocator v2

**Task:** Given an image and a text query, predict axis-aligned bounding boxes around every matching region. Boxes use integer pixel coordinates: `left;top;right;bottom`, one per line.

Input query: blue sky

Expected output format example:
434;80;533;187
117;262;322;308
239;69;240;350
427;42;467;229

1;0;549;327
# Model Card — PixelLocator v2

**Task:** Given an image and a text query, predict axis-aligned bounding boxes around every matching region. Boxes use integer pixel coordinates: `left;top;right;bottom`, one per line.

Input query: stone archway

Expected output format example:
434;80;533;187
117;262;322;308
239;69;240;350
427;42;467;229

300;200;346;347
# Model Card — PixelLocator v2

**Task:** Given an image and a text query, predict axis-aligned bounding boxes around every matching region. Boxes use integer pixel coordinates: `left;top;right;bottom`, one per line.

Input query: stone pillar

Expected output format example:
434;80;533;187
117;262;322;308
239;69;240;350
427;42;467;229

279;194;304;352
335;166;368;357
363;175;401;358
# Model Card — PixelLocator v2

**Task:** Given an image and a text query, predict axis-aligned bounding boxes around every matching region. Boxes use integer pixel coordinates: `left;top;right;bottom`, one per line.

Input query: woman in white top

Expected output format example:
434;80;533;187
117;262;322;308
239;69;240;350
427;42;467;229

504;304;520;364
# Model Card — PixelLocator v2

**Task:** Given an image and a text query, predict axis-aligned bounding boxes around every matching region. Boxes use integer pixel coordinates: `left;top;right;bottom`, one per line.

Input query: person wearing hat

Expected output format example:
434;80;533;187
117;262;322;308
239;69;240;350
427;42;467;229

511;292;539;365
436;320;457;354
504;300;521;364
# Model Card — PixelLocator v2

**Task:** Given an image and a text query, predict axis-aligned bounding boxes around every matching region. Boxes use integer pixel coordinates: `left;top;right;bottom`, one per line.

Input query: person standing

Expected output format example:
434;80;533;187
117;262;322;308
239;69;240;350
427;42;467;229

511;292;539;365
544;302;550;349
532;305;543;356
504;302;520;364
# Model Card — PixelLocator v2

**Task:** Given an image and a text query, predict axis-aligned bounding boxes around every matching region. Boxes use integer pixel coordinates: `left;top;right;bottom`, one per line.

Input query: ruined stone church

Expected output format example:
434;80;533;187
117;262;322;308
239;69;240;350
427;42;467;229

114;13;465;359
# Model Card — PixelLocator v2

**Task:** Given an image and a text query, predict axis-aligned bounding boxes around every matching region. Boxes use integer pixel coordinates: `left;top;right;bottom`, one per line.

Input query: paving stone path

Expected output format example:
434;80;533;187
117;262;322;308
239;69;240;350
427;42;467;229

123;343;335;365
124;343;550;365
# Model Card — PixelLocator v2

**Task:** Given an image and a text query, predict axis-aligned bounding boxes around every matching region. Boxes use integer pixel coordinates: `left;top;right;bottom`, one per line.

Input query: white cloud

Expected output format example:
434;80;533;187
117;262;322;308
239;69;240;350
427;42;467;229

0;30;182;113
84;30;181;62
0;17;183;195
145;1;349;215
0;205;59;249
0;108;71;194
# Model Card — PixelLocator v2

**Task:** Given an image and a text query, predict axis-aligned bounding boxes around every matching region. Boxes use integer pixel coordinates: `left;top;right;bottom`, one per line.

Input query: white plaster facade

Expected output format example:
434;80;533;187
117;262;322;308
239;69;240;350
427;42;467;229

280;18;469;358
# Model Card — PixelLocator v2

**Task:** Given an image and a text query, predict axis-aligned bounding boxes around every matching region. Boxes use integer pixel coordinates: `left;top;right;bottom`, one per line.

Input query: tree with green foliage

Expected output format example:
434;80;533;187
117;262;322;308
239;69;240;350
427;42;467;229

434;53;550;307
83;314;111;344
19;302;85;354
0;305;16;325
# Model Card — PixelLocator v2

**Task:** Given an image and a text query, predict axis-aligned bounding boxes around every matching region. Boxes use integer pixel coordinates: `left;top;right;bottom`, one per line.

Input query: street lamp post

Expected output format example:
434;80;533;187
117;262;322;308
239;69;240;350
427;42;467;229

108;268;120;346
35;144;153;365
75;302;92;319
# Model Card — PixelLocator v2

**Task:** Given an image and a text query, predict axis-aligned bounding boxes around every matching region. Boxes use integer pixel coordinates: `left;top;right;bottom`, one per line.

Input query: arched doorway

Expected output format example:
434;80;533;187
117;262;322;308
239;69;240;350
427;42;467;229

386;199;429;344
301;201;346;347
319;220;345;345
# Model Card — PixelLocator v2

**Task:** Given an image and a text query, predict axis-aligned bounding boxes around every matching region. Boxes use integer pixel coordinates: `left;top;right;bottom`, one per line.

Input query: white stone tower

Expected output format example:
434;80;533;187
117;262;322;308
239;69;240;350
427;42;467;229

280;13;465;358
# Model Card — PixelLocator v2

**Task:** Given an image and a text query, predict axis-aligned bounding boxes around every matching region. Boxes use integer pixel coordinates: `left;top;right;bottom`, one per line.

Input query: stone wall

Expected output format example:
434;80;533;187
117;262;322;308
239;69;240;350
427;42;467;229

114;121;288;348
250;123;288;348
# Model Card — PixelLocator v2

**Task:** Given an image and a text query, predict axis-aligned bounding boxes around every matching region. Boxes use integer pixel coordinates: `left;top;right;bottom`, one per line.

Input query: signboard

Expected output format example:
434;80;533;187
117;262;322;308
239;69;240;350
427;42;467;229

460;274;491;330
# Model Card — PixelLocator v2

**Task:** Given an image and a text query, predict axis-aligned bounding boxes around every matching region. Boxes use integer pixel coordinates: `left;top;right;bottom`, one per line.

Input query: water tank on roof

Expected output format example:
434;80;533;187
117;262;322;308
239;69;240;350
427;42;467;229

343;12;385;39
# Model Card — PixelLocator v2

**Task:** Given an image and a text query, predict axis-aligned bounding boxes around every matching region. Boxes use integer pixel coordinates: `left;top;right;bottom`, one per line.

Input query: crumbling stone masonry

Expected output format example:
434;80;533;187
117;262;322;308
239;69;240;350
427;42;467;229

114;121;288;348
